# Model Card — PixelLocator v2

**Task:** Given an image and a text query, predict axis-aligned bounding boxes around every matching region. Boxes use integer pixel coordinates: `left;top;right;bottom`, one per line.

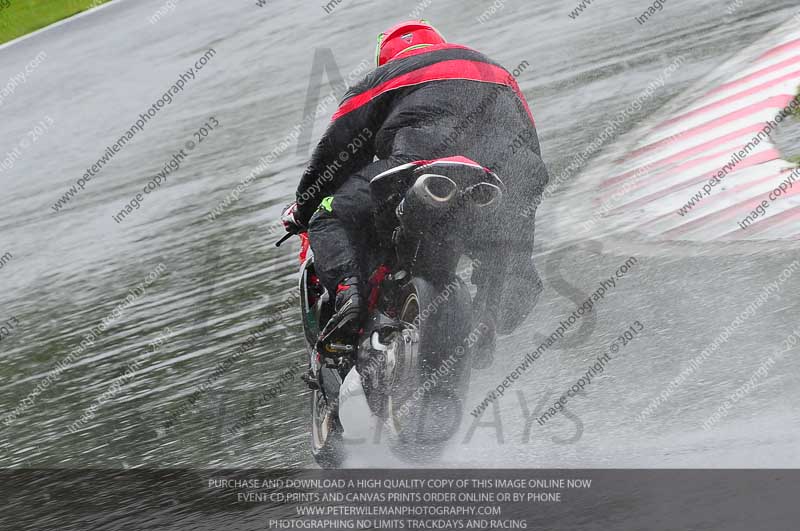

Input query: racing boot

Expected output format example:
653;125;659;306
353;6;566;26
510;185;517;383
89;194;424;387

470;261;500;370
318;276;363;344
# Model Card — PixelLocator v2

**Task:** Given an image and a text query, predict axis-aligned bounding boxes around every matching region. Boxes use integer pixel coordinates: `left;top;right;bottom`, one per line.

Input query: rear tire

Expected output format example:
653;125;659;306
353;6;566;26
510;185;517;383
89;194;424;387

385;277;472;463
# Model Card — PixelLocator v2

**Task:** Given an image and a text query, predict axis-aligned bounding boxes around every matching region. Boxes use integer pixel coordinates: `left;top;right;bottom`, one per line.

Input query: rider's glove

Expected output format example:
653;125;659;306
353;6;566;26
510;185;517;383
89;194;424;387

281;202;305;234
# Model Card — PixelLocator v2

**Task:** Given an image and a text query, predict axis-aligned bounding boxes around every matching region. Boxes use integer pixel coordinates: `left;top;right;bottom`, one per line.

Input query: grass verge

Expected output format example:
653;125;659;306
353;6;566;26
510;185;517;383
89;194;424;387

0;0;110;45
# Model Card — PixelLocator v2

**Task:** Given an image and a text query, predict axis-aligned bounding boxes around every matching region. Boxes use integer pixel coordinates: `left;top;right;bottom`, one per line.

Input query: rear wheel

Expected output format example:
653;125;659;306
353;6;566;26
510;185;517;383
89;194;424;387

384;277;472;462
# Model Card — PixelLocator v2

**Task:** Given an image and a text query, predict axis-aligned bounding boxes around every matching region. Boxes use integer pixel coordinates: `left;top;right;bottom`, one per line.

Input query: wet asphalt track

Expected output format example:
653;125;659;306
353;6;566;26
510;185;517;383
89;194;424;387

0;0;798;478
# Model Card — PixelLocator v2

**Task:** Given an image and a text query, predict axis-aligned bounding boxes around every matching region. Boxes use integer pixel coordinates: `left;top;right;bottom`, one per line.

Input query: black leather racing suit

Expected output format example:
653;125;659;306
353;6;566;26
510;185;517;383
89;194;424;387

295;43;549;333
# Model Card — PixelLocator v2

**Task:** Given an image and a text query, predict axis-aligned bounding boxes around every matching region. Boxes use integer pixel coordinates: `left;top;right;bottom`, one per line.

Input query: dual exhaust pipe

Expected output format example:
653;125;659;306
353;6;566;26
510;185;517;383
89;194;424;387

409;173;503;210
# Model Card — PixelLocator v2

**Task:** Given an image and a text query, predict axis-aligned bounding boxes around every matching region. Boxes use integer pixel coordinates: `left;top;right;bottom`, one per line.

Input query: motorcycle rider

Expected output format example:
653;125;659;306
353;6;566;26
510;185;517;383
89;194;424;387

282;20;548;362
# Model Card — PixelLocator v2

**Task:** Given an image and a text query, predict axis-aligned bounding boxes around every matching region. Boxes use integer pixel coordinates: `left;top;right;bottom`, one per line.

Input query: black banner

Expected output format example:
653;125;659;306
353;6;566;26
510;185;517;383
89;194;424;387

1;469;797;530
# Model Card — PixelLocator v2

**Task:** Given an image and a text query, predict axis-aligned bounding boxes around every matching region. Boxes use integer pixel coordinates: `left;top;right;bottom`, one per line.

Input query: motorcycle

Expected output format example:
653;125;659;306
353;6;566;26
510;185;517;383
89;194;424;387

277;156;505;468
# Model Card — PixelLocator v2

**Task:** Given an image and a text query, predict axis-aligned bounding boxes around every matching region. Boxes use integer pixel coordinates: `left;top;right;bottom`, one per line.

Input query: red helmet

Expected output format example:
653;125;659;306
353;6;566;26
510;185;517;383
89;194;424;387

375;20;446;67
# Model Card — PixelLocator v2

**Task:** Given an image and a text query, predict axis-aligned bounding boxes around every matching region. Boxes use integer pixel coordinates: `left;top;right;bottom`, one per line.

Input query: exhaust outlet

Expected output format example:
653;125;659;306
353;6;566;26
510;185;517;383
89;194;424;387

464;182;503;209
410;174;458;208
